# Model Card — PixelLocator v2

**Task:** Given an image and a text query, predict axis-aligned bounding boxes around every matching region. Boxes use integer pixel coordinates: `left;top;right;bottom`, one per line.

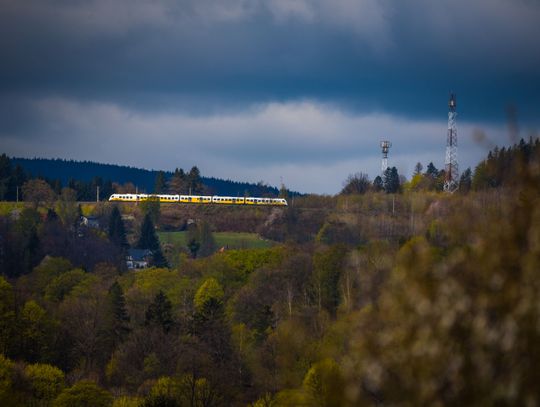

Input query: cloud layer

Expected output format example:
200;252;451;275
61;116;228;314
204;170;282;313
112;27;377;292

0;0;538;193
1;97;510;194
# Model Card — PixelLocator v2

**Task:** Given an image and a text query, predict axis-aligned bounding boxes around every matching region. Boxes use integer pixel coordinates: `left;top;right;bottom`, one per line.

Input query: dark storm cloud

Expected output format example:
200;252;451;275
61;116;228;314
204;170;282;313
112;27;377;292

1;0;539;121
0;0;539;193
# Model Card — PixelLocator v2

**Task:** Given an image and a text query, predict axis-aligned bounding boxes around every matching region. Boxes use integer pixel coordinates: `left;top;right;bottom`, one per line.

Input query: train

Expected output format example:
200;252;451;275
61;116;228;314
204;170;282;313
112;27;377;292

108;193;288;206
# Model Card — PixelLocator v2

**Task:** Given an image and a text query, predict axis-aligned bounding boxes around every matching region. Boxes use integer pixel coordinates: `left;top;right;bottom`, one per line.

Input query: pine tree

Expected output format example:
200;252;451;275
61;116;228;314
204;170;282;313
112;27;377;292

168;168;186;194
137;214;159;251
383;167;400;193
108;206;128;249
145;290;173;333
137;214;168;267
187;166;203;194
108;281;130;344
154;171;166;194
373;176;384;192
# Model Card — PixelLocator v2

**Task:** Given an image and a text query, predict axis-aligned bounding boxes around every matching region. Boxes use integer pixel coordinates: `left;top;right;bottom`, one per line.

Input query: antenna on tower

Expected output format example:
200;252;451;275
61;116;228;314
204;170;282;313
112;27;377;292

444;93;459;192
380;140;392;174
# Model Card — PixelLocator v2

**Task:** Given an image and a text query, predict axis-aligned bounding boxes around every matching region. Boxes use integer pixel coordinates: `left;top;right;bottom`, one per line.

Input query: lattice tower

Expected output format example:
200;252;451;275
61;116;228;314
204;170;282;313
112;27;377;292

444;94;459;192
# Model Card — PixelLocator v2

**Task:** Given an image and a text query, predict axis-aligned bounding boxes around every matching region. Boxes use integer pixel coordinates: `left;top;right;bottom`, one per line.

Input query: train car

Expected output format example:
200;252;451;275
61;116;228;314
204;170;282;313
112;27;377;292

109;193;287;206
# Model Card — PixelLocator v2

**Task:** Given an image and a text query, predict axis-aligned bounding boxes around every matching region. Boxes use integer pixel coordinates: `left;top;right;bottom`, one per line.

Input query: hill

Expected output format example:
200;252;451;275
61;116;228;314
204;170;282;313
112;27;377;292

10;156;287;197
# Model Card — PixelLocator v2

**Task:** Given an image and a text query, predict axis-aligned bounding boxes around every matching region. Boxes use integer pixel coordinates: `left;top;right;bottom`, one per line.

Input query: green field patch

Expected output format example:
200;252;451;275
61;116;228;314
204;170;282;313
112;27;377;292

158;231;274;250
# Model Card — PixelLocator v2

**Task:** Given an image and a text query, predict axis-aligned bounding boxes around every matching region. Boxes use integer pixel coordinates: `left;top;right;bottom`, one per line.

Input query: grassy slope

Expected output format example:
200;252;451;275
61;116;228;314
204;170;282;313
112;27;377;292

158;231;274;250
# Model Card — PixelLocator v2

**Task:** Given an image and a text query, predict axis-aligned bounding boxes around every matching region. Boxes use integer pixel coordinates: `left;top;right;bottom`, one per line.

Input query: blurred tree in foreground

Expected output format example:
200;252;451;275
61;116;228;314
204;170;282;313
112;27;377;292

342;147;540;405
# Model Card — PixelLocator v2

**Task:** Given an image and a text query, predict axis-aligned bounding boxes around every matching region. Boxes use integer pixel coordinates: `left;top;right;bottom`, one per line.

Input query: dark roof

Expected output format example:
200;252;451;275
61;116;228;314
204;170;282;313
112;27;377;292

127;248;153;261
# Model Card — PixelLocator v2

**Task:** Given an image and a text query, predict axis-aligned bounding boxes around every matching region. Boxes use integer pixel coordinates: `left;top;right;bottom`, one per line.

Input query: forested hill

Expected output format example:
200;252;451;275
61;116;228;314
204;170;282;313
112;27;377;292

10;157;282;197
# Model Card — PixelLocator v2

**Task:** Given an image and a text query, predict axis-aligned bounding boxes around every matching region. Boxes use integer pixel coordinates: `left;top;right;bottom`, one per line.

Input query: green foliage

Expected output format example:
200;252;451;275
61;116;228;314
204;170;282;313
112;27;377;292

107;281;131;345
20;300;54;362
0;354;14;400
302;358;344;407
140;196;161;226
55;187;79;227
24;257;73;296
24;363;65;401
194;278;224;311
472;138;539;190
44;269;88;302
0;277;16;356
145;291;174;333
52;381;113;407
312;245;347;315
341;159;540;404
142;375;218;407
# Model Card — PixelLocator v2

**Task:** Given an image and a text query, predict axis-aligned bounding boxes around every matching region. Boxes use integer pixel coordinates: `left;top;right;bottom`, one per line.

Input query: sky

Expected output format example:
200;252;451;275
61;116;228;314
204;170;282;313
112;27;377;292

1;0;539;194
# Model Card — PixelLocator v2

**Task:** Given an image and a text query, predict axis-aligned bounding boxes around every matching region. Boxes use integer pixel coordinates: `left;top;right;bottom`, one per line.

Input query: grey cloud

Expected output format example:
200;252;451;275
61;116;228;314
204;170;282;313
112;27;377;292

0;97;512;194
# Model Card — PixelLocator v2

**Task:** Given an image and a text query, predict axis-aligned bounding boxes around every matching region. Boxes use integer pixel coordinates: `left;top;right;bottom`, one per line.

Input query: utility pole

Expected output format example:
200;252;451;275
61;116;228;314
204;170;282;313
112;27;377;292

97;186;100;202
444;93;459;192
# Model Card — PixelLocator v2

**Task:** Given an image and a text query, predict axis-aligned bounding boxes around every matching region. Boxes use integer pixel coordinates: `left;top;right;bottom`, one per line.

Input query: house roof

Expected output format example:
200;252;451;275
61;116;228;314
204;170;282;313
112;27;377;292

127;248;153;261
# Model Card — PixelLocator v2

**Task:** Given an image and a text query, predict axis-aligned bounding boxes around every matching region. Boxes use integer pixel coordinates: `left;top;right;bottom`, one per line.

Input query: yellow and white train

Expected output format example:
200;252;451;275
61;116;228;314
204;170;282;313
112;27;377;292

109;193;288;206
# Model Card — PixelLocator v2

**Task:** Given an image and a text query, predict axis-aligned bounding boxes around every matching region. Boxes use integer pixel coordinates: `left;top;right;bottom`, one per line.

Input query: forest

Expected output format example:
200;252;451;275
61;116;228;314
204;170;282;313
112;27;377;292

0;137;539;406
6;157;286;199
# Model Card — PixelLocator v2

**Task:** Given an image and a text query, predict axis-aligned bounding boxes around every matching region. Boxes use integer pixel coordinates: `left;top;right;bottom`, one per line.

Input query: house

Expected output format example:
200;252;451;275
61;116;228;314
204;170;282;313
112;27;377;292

126;248;153;270
81;215;100;228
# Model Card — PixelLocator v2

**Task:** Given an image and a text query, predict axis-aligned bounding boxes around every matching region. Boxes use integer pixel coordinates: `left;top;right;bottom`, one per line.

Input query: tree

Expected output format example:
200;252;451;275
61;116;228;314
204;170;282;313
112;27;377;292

52;381;112;407
136;214;167;267
44;269;88;302
168;168;186;194
137;214;160;251
312;245;347;315
425;162;439;178
56;188;79;227
383;167;400;194
341;173;371;195
107;281;131;346
24;363;65;402
414;162;423;175
194;278;224;312
373;176;384;192
145;290;174;334
22;179;56;209
187;166;203;194
154;171;167;194
459;167;472;193
0;154;11;201
19;300;55;362
0;354;15;405
140;196;161;225
0;277;16;356
108;206;128;249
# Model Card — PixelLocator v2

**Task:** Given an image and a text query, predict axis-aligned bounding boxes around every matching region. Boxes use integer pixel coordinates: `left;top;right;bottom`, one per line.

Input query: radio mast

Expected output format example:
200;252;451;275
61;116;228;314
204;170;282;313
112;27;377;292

444;93;459;192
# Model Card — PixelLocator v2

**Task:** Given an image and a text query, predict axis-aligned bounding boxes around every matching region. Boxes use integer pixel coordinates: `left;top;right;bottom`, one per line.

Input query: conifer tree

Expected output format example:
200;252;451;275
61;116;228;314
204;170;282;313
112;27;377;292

107;281;130;346
168;168;186;194
137;214;168;267
154;171;166;194
383;167;400;193
145;290;173;333
108;206;128;249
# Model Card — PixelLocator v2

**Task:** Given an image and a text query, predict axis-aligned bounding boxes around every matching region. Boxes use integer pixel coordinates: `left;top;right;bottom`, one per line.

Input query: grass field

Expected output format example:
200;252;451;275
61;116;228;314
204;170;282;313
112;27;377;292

158;231;274;250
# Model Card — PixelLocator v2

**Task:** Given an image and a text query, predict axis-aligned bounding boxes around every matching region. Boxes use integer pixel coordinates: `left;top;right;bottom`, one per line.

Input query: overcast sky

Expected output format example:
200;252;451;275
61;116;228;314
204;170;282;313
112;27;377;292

1;0;539;194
